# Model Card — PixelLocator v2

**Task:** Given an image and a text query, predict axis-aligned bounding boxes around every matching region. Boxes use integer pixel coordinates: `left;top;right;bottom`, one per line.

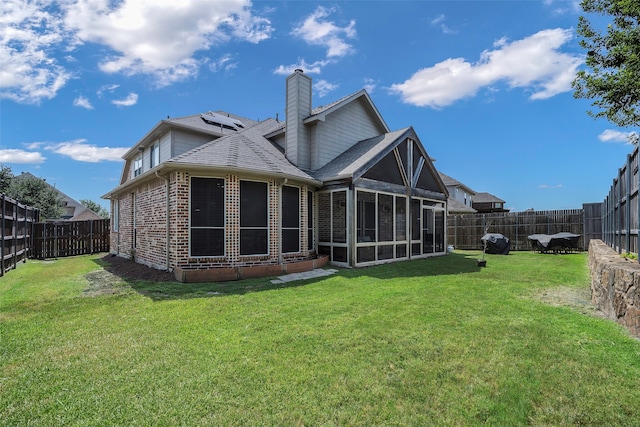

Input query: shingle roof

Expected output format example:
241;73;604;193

473;192;505;203
313;128;410;182
447;198;477;214
166;111;258;135
168;119;320;185
438;171;476;194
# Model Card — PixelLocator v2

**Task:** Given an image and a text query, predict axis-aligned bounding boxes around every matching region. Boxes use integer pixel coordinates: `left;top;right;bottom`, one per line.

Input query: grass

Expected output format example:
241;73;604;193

1;251;639;426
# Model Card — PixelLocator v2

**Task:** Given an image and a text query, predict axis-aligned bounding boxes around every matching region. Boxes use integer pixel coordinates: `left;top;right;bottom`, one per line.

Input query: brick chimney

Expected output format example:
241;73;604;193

285;69;312;169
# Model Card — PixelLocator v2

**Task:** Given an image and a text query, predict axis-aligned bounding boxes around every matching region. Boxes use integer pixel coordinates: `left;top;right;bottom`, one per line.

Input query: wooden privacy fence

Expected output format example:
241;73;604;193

602;144;640;255
1;195;39;276
32;219;110;259
447;205;601;251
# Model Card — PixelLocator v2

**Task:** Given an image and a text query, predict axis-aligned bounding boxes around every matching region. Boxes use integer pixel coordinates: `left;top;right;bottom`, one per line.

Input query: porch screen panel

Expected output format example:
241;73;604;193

318;193;331;242
190;177;224;257
378;194;393;242
395;196;406;241
362;152;404;186
435;210;445;252
357;191;376;243
240;181;268;255
423;208;434;254
282;185;300;254
411;199;421;256
332;191;347;243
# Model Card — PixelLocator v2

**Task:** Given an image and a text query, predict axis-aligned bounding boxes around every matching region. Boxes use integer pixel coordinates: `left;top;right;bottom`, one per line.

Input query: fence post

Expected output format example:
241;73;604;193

1;194;4;276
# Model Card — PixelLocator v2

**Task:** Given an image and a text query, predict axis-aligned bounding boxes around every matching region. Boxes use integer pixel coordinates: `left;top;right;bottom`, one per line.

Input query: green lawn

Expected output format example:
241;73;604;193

1;251;639;426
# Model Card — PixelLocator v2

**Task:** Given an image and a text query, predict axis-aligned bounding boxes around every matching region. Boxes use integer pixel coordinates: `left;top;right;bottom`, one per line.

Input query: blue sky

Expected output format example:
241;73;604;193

1;0;636;212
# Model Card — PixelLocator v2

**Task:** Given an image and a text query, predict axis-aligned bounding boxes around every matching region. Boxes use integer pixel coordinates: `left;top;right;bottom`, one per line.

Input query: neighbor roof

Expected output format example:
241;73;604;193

438;172;476;194
473;192;505;203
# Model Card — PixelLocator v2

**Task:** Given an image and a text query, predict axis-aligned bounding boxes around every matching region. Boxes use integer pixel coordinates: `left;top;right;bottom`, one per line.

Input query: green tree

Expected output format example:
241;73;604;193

0;166;13;194
7;174;63;219
80;199;109;219
572;0;640;139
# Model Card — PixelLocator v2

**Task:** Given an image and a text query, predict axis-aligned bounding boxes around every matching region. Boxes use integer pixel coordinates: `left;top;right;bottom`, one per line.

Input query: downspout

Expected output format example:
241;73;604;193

156;171;170;271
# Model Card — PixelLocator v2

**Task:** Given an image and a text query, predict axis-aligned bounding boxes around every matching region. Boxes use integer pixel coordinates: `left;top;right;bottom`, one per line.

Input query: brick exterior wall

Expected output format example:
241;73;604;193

109;172;318;275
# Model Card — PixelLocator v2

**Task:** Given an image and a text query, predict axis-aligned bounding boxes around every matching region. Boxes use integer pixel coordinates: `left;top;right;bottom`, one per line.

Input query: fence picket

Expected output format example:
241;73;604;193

447;206;601;251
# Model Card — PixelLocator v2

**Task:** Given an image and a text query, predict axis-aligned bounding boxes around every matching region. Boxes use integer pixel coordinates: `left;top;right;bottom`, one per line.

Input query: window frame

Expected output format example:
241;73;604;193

189;176;226;258
240;179;270;256
307;190;314;251
150;141;160;168
281;185;301;254
133;156;143;177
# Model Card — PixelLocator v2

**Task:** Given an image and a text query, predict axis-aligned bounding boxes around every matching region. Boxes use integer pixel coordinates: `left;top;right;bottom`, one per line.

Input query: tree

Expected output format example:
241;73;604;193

7;174;63;219
80;199;110;219
572;0;640;138
0;166;13;194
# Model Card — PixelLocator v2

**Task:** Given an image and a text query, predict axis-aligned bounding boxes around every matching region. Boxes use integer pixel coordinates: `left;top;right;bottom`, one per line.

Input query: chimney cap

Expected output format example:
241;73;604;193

294;68;304;73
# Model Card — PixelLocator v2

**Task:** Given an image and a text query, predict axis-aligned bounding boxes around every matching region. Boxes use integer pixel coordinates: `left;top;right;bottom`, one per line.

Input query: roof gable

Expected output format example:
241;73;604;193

304;90;390;133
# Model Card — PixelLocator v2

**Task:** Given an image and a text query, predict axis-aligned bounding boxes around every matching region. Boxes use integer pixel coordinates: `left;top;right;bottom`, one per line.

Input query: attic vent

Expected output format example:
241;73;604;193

200;112;245;130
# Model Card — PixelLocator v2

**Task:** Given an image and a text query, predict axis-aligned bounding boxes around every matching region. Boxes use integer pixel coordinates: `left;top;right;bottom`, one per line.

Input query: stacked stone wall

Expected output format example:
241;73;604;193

589;239;640;339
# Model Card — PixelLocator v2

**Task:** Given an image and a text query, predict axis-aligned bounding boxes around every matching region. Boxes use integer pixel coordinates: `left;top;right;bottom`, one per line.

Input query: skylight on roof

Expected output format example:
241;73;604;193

200;112;245;130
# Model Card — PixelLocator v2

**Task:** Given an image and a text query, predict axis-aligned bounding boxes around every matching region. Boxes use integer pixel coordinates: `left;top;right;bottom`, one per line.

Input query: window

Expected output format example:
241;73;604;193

240;180;268;255
133;156;143;177
150;142;159;168
282;185;300;253
190;177;225;257
307;191;314;251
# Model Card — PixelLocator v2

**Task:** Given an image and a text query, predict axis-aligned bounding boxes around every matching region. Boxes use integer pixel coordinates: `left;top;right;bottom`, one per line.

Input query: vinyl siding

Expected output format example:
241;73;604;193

172;129;217;159
313;98;385;170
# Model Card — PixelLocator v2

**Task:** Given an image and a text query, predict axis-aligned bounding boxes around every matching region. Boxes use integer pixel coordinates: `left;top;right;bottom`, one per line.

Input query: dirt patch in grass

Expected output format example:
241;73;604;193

535;286;603;317
84;254;176;297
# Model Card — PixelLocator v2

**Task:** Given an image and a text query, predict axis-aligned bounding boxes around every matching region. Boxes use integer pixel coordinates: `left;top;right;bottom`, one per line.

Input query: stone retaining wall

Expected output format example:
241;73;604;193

589;239;640;338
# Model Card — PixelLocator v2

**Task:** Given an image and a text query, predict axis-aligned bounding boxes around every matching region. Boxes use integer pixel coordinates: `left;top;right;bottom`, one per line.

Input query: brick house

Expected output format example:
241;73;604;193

103;70;448;282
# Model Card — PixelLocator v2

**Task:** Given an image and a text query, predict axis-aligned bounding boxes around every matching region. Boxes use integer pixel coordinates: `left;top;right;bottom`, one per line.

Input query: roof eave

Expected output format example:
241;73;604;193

102;162;322;199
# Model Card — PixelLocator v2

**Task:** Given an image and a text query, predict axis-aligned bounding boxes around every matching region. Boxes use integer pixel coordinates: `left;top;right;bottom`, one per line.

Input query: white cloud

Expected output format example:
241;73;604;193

363;78;377;93
538;184;563;189
430;14;457;35
314;80;338;97
273;59;332;75
97;84;120;97
44;139;128;162
0;149;46;164
73;95;93;109
112;93;138;107
0;0;73;104
291;6;356;58
209;54;238;73
64;0;272;86
1;0;273;102
390;28;582;108
598;129;638;144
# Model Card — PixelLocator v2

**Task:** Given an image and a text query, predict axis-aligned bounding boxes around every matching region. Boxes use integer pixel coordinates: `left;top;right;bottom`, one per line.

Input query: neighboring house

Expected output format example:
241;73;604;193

102;70;449;282
438;172;477;214
472;192;509;213
15;172;104;221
